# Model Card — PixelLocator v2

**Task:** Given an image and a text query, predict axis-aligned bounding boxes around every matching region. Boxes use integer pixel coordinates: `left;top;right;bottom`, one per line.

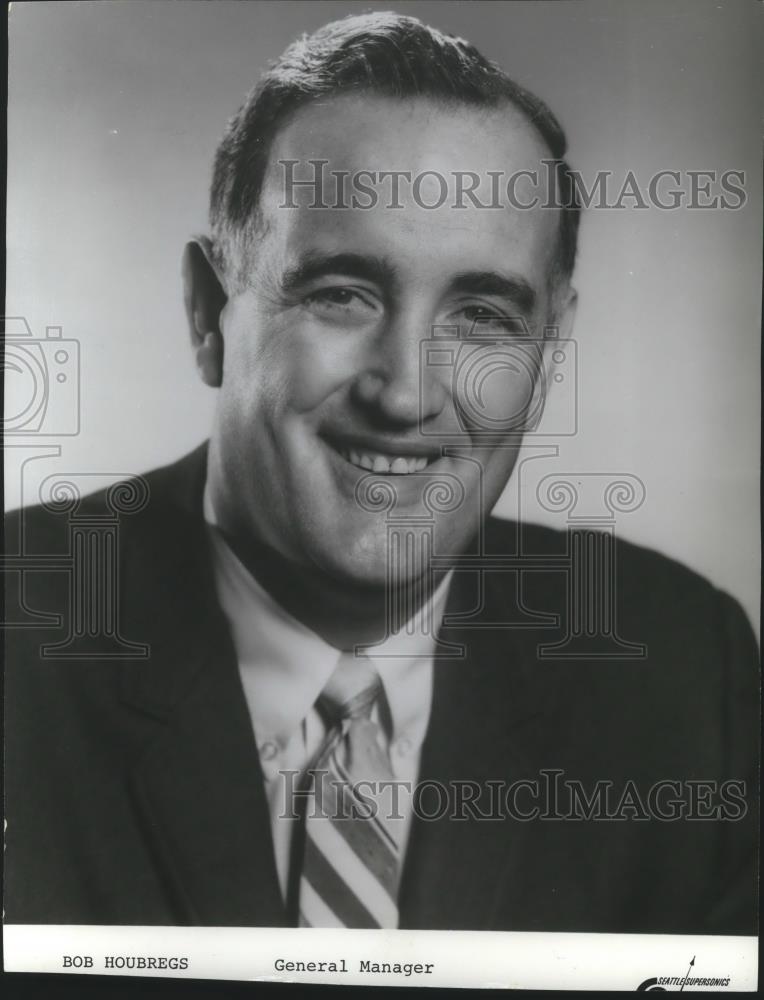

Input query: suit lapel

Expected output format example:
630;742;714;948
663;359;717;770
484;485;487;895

399;567;559;930
127;645;286;926
118;445;286;926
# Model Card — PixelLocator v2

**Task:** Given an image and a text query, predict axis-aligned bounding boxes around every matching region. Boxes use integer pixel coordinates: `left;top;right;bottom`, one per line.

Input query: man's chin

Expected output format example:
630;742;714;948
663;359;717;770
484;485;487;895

308;531;434;591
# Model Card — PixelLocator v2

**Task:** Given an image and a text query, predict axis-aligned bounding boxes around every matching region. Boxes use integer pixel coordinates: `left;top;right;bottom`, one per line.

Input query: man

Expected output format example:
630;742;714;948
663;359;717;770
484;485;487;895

4;12;759;933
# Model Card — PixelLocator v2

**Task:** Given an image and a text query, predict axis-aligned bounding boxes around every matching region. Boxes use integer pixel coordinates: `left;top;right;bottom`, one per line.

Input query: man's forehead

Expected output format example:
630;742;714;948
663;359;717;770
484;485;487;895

264;93;554;189
269;199;556;292
254;93;562;287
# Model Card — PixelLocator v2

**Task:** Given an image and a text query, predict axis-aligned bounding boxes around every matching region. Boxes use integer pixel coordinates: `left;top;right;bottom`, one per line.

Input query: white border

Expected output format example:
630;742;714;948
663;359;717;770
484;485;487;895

3;926;758;990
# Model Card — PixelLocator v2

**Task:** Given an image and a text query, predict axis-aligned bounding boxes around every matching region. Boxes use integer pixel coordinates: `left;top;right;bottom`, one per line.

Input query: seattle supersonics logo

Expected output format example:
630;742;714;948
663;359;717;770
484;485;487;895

636;957;731;990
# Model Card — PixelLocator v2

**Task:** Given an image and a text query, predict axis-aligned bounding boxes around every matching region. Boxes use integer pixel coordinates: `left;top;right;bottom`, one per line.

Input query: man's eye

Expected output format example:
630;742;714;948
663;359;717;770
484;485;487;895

309;288;356;306
305;287;375;310
458;306;527;336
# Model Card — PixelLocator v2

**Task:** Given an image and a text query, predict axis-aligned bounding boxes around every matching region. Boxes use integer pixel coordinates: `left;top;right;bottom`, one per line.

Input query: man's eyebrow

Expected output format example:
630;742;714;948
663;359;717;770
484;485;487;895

449;271;537;314
280;252;396;293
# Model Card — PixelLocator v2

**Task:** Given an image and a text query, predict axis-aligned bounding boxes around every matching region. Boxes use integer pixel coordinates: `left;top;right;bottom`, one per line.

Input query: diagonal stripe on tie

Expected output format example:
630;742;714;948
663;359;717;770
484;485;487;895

299;882;341;928
302;838;380;928
332;753;400;852
315;762;399;897
307;810;398;926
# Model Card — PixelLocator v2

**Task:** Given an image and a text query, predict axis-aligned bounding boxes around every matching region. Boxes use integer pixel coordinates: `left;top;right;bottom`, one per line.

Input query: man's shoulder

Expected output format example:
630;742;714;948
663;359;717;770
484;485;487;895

5;443;208;547
482;513;756;643
485;512;729;597
4;445;211;642
4;442;221;712
479;514;759;779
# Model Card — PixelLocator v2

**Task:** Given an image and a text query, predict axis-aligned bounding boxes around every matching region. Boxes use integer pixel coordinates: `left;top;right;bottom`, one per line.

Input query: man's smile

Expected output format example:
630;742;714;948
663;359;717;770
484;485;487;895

320;432;443;476
339;450;431;474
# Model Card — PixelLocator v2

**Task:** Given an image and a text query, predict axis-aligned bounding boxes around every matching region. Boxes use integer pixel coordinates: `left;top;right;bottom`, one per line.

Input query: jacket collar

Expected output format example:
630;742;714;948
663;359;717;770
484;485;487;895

399;565;556;929
117;444;286;924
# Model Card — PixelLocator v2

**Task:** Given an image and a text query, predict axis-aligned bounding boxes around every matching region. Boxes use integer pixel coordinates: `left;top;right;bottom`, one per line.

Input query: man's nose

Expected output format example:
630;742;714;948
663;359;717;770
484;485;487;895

351;316;447;425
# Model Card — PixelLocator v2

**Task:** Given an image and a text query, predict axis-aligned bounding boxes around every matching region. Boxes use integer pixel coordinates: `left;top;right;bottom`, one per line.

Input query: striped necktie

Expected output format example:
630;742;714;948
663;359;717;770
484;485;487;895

297;653;401;928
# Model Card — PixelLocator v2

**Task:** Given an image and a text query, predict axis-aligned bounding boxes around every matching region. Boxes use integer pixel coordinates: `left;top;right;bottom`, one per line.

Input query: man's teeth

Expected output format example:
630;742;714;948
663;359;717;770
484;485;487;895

340;449;432;474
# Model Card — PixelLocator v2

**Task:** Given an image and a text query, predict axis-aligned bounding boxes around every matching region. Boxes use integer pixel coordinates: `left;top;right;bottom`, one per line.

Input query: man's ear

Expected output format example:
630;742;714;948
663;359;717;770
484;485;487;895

552;284;578;341
540;283;578;363
182;237;227;388
528;284;578;422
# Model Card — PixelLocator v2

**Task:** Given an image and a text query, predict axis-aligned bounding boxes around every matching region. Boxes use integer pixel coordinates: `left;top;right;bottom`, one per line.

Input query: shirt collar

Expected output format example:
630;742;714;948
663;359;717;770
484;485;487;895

203;482;450;749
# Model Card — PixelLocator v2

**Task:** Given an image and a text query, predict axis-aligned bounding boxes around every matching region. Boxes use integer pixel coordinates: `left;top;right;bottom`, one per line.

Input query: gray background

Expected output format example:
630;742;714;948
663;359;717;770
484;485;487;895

7;0;761;631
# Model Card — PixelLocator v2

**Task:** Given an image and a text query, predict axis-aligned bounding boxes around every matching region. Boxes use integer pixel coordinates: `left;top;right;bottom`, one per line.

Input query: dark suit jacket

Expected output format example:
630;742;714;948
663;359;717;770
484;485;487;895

3;444;760;932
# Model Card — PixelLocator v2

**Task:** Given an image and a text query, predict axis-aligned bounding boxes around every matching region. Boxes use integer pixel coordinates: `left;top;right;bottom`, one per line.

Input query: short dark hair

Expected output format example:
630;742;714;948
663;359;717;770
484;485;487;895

210;11;581;291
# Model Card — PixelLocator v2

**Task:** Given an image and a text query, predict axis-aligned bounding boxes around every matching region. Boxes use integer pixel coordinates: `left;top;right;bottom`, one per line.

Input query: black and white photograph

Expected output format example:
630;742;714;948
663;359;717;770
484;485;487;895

4;0;761;990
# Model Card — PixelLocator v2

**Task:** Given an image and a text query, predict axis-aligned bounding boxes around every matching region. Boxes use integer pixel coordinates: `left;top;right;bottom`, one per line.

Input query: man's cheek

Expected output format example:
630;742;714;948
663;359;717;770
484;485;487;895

287;339;356;411
224;336;296;413
454;345;541;432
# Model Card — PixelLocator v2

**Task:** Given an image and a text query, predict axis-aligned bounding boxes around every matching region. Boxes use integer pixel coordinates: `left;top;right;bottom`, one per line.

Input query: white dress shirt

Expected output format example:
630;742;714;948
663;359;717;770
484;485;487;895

203;485;452;902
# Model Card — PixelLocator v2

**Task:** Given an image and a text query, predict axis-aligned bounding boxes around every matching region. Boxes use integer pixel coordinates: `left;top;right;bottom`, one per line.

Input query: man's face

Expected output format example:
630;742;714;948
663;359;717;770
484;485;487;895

206;95;573;585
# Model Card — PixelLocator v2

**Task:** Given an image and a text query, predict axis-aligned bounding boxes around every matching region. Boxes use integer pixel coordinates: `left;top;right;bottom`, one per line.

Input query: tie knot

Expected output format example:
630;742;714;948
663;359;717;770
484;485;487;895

318;653;382;725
